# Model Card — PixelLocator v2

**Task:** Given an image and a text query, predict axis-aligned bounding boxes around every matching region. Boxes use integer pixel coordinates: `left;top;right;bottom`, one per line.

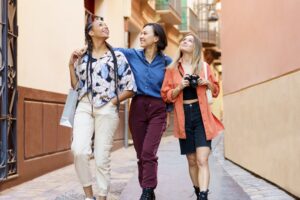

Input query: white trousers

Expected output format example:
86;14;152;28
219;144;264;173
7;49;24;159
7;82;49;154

71;96;119;196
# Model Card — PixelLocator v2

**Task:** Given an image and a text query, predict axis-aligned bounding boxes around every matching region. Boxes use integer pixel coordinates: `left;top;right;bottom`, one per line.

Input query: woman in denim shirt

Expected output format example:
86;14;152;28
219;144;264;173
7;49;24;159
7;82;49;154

115;23;172;200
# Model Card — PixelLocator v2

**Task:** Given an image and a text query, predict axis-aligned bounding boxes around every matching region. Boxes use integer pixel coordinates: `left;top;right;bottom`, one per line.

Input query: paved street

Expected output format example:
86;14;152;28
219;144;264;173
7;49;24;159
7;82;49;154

0;134;295;200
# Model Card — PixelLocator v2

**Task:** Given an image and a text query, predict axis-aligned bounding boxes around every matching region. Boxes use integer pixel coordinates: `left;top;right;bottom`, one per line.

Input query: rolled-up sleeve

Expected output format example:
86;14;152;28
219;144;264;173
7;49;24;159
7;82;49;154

117;52;137;92
161;68;177;103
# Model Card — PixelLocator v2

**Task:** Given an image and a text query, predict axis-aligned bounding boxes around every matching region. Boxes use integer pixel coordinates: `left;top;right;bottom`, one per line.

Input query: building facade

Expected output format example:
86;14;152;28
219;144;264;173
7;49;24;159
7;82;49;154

221;0;300;197
1;0;223;190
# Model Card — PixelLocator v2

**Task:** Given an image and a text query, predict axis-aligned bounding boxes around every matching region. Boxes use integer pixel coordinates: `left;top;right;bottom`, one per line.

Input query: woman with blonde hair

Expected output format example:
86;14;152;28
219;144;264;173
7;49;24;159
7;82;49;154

161;33;224;200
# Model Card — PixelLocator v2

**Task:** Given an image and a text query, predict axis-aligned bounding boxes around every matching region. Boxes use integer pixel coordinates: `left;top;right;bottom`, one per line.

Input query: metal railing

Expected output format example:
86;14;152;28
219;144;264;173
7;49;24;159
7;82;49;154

179;7;199;33
156;0;182;18
197;1;218;46
198;27;217;44
0;0;18;182
189;7;199;33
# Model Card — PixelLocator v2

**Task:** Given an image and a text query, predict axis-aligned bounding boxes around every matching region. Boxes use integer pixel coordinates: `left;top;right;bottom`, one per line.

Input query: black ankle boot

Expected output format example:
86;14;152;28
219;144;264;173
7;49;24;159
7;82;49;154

139;188;155;200
193;186;200;199
198;190;209;200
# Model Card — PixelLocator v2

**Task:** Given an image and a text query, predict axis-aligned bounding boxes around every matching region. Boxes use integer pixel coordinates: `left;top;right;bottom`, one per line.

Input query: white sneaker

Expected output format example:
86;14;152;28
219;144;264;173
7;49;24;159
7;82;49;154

85;197;96;200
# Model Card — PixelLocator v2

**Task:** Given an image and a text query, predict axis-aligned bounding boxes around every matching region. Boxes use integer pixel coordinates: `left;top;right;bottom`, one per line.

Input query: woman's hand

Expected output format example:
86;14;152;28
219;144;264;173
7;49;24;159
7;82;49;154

180;74;190;89
68;48;86;89
171;74;190;99
68;48;86;68
198;78;212;90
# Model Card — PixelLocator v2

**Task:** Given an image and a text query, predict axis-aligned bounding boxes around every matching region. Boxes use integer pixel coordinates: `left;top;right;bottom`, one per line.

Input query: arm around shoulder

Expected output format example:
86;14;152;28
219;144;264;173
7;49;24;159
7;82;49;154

116;51;137;92
114;48;135;58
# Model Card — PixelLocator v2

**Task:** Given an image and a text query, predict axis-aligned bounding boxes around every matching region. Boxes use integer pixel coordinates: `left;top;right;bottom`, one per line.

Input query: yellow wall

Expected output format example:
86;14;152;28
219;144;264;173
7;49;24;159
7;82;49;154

130;32;140;48
18;0;85;94
165;35;179;58
211;67;223;120
223;70;300;197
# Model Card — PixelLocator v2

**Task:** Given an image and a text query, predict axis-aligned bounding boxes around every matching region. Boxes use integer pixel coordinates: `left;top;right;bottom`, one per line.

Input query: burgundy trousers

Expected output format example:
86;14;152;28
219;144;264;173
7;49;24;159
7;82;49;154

129;95;167;189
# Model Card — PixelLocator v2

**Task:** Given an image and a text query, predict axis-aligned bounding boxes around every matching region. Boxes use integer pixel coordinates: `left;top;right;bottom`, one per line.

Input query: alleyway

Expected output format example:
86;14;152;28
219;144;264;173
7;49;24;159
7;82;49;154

0;134;294;200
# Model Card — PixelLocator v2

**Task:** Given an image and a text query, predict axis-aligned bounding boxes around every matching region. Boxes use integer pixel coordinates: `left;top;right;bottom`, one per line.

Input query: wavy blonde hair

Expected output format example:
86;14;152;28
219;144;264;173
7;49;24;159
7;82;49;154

168;33;203;74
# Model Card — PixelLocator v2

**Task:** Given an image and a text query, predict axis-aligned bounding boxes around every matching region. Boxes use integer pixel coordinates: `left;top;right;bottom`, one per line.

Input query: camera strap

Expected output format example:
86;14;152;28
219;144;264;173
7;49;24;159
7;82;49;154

178;65;185;77
179;69;184;77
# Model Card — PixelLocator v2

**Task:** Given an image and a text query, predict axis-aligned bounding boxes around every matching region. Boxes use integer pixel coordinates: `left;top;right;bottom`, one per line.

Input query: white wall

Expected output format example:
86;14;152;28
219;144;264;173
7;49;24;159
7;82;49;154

18;0;85;94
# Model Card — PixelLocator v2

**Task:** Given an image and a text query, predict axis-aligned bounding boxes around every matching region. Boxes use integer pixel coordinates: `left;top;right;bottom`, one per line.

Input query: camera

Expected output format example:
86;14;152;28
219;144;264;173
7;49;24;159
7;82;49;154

184;74;199;88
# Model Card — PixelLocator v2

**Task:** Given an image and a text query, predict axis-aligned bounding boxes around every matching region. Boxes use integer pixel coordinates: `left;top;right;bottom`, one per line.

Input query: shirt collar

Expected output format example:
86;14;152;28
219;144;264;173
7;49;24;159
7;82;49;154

140;49;163;58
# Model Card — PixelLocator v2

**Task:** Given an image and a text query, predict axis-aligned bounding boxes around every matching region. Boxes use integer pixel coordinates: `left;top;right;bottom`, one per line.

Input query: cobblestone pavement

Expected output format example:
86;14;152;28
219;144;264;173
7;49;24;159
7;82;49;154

0;144;137;200
0;134;296;200
119;136;250;200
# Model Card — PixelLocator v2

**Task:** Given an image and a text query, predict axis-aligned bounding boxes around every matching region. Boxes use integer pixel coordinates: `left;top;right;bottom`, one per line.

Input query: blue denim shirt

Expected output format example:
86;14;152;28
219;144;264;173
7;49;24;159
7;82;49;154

115;48;172;99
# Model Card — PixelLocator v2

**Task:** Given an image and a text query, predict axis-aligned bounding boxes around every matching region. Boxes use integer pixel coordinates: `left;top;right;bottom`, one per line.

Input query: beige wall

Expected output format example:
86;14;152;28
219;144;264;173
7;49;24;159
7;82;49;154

221;0;300;94
223;71;300;196
94;0;130;47
18;0;85;94
165;39;178;58
164;25;181;58
94;0;181;58
221;0;300;197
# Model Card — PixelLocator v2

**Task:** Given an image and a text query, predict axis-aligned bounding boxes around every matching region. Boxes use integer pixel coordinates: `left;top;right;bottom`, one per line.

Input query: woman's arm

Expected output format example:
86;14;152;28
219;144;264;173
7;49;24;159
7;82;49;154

197;63;220;97
161;69;175;102
161;69;189;102
207;65;220;97
171;74;190;99
68;49;84;89
171;84;184;99
111;90;135;105
114;48;134;58
111;51;137;105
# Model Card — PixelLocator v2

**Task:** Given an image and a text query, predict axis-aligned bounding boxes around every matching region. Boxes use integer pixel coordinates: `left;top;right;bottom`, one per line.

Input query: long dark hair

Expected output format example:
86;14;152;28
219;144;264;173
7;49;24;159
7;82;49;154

84;16;120;112
85;15;94;55
85;16;115;55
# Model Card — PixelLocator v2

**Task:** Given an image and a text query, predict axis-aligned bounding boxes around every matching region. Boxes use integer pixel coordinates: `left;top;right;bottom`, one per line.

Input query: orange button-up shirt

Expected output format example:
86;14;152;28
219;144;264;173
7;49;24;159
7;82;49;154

161;62;224;140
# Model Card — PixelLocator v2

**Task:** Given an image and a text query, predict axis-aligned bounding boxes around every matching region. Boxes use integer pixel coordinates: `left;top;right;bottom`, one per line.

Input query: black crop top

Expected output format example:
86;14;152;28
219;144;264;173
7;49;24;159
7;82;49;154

183;86;198;100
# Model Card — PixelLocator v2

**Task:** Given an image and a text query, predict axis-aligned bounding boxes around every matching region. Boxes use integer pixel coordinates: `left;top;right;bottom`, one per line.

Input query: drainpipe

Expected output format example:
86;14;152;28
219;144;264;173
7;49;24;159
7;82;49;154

124;17;129;148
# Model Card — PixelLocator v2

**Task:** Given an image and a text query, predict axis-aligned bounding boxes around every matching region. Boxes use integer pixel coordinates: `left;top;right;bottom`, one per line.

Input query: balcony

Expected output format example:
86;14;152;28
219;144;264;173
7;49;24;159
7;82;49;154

198;28;217;47
155;0;181;24
197;2;219;47
179;7;199;35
